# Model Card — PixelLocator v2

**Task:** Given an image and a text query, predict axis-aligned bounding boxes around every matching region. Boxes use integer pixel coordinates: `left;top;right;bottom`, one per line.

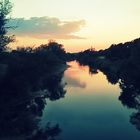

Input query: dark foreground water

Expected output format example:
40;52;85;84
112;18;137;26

40;61;140;140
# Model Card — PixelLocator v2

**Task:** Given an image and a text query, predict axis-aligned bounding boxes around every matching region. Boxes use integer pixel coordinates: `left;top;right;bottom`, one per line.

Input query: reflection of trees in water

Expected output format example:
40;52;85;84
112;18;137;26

45;74;66;101
130;112;140;132
78;61;119;84
27;123;61;140
104;66;140;132
77;61;99;75
118;67;140;132
88;66;98;75
78;60;140;132
119;80;138;109
120;80;140;132
0;95;62;140
100;68;119;85
75;37;140;133
100;65;140;132
0;67;66;139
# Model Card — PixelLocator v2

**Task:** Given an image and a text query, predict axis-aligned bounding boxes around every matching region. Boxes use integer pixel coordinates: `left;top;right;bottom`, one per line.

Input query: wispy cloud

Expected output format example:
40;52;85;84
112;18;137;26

64;75;86;88
9;17;86;39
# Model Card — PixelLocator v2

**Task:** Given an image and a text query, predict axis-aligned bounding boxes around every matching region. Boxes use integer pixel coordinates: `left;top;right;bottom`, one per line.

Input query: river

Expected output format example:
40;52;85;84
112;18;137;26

40;61;140;140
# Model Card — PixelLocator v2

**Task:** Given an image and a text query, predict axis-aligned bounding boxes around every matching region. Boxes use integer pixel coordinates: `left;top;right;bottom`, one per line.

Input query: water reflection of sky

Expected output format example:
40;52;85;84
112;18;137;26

41;61;140;140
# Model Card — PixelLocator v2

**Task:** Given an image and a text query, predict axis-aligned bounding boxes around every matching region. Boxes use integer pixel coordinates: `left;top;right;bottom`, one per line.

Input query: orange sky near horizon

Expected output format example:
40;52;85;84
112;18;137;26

11;34;140;52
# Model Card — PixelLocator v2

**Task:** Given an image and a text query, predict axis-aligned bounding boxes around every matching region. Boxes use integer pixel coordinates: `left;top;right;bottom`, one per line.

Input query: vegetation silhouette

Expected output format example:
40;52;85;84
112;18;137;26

0;2;67;139
0;60;65;139
118;65;140;132
0;0;15;52
74;38;140;132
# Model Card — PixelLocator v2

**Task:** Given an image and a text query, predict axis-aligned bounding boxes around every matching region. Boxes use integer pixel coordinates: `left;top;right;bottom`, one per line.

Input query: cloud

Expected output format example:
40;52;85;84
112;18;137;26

8;17;86;39
64;75;86;88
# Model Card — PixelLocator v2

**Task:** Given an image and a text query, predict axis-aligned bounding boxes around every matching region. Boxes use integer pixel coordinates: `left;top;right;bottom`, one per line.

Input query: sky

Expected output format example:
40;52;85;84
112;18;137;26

9;0;140;52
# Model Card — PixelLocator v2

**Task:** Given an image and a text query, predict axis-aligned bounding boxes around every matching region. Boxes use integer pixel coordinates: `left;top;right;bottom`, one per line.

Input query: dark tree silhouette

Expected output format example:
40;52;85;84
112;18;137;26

35;40;66;62
0;61;65;139
0;0;14;51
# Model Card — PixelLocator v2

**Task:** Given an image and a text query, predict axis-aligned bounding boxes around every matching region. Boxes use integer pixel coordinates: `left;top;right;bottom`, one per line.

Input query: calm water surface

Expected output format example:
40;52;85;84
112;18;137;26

41;61;140;140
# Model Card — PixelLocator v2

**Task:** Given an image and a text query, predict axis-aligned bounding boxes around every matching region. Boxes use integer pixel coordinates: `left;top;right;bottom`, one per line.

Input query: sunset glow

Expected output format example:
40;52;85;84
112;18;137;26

1;0;140;139
10;0;140;52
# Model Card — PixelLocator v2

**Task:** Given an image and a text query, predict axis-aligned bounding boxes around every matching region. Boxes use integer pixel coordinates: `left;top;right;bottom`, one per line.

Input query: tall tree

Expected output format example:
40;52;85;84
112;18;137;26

0;0;14;52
